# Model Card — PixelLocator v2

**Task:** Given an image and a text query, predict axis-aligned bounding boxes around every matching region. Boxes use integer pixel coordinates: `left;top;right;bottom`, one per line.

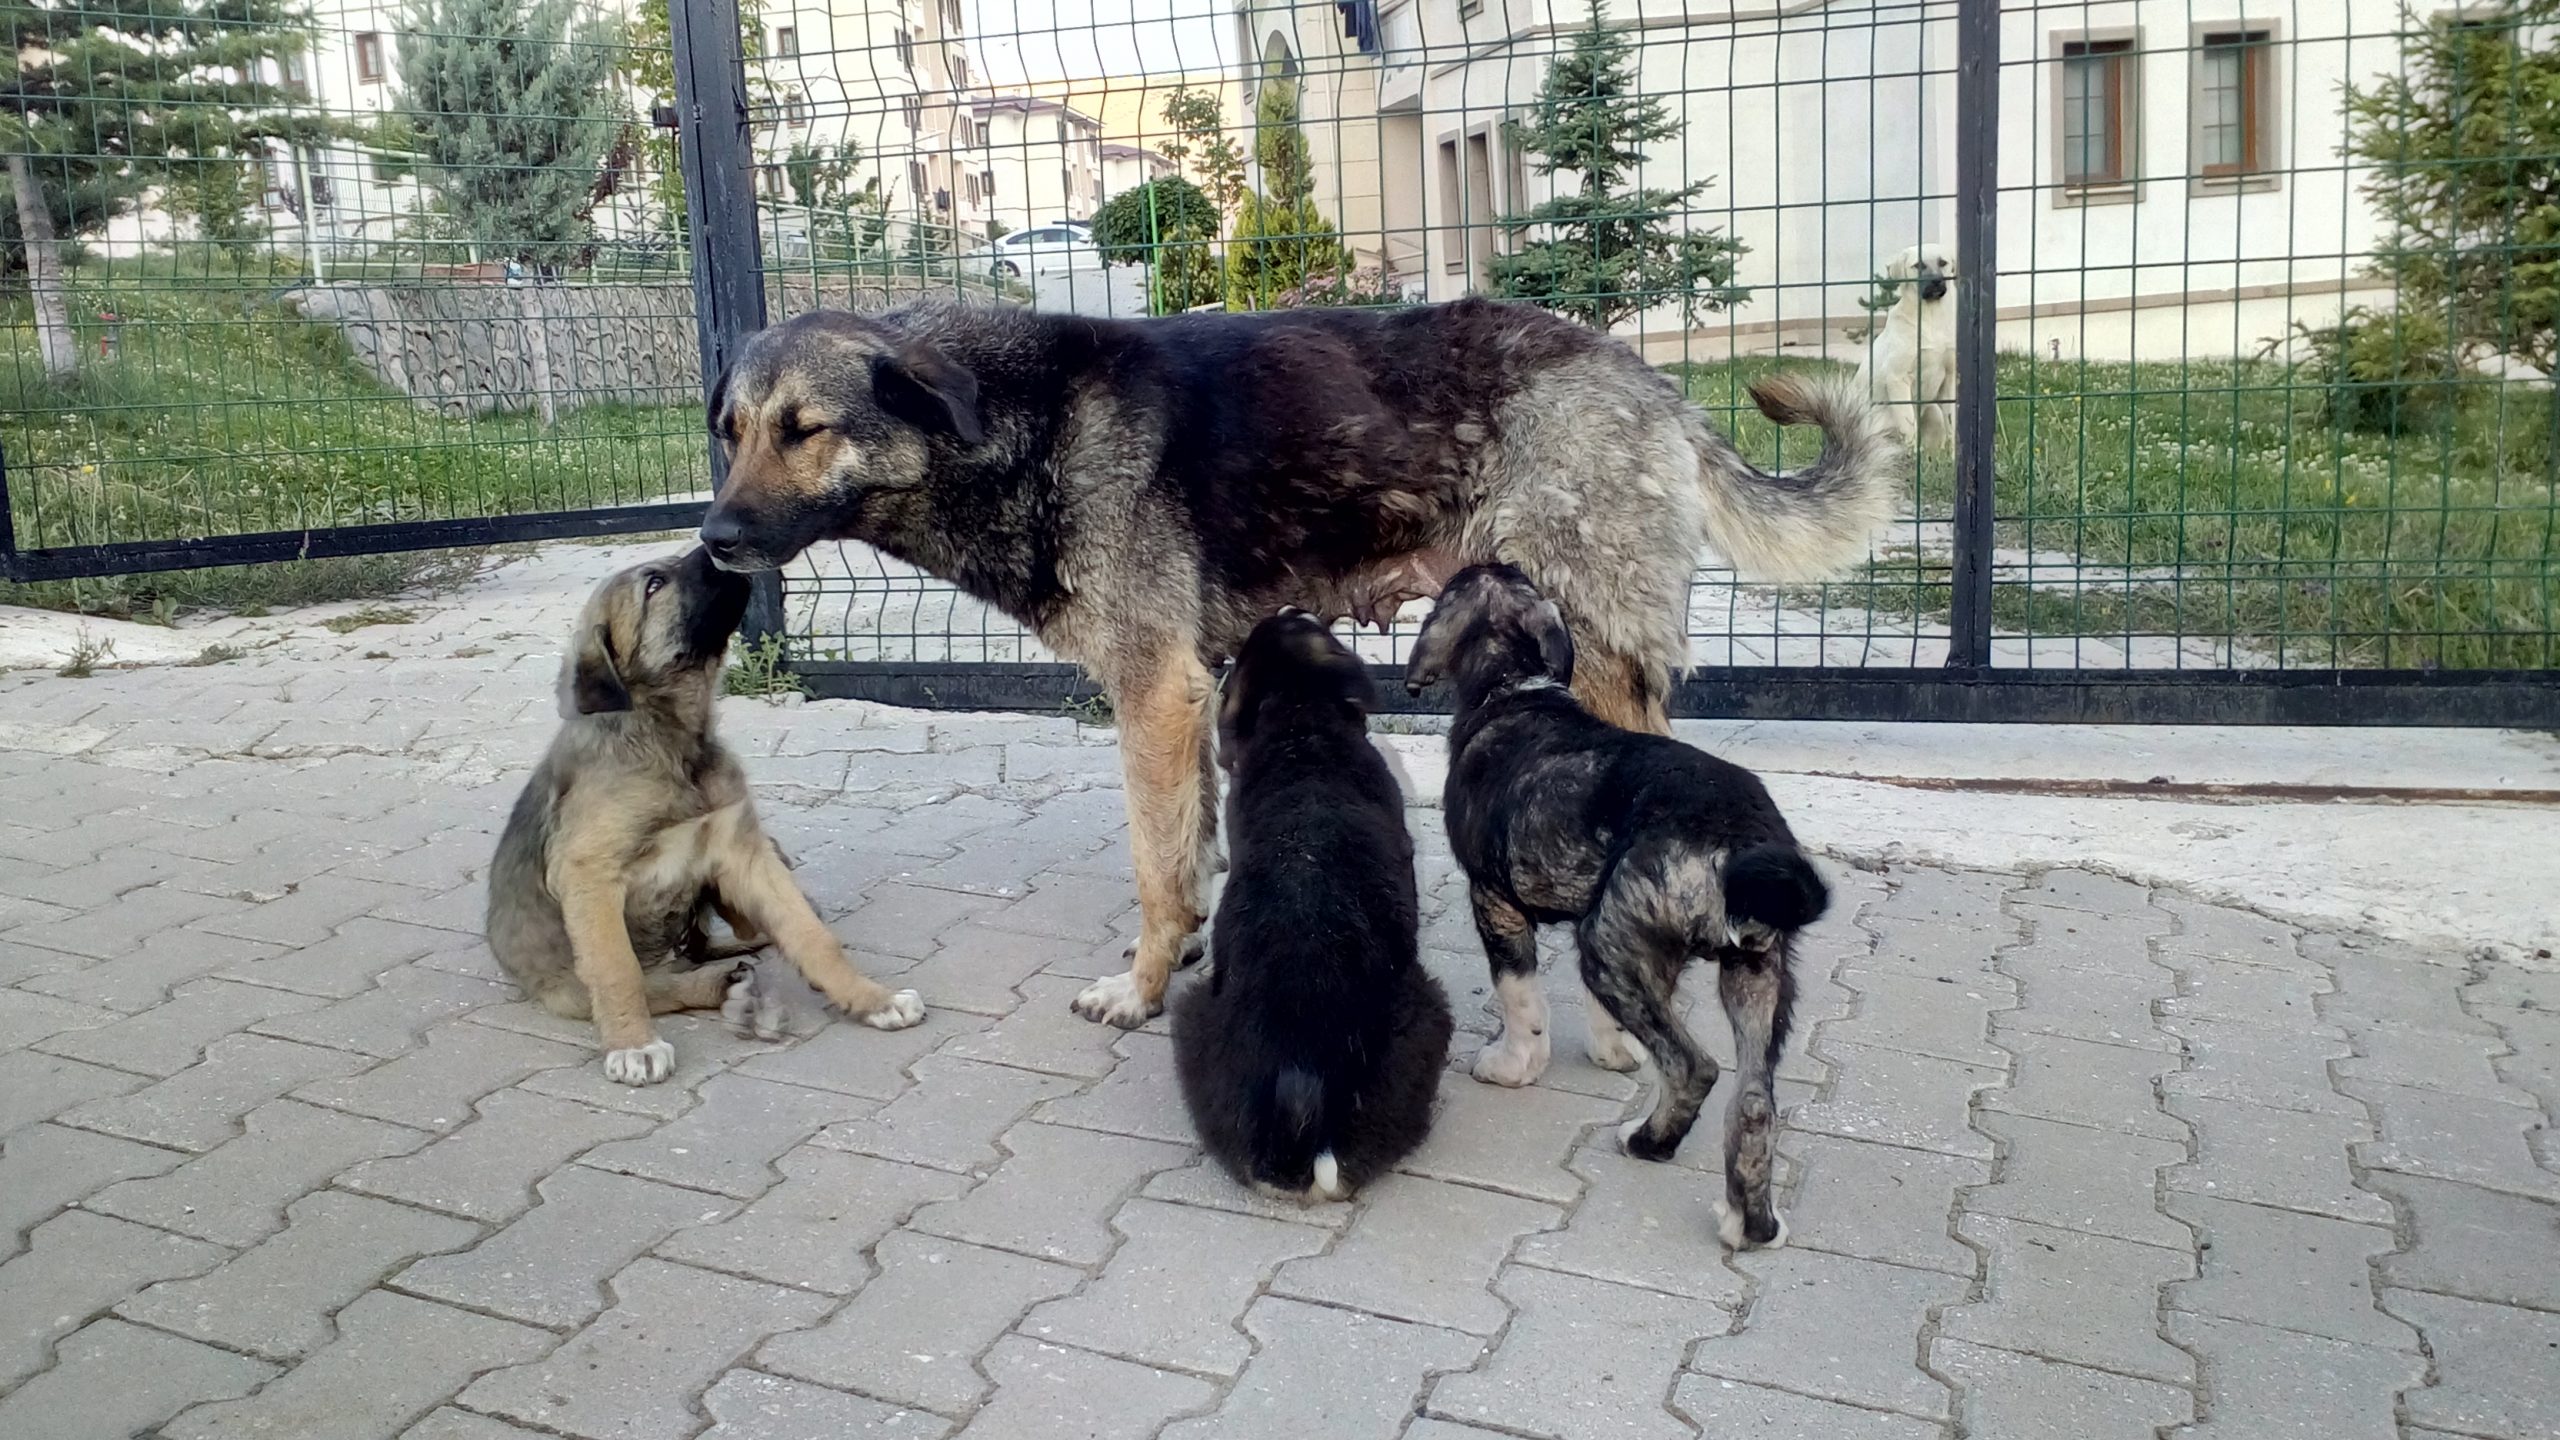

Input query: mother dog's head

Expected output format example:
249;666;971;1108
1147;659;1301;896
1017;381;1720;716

698;309;987;573
1887;243;1955;304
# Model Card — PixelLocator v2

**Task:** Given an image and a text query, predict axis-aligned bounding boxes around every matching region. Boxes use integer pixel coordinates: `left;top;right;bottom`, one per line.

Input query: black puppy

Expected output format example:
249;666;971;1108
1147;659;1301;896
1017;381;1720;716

1408;565;1828;1248
1173;611;1453;1201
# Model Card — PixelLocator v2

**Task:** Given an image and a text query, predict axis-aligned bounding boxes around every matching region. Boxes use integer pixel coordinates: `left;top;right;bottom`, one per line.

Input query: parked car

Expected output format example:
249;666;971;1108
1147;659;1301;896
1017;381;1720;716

964;223;1101;278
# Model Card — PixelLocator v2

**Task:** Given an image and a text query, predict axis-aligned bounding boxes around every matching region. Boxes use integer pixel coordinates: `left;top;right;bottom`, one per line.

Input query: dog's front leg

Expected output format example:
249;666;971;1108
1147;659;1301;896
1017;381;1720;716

1468;886;1550;1086
1073;650;1212;1028
556;871;670;1085
717;833;924;1033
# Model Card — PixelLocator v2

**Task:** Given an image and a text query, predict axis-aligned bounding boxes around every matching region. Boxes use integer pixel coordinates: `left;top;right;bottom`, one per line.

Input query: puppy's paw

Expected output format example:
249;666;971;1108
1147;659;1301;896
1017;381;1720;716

1617;1114;1681;1162
1713;1198;1789;1251
721;963;786;1041
1585;1028;1647;1073
1071;972;1162;1029
603;1039;676;1086
1471;1027;1551;1087
858;989;927;1031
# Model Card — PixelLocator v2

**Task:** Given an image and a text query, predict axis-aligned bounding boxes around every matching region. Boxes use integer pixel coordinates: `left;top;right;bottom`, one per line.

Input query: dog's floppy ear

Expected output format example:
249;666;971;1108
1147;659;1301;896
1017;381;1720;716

1404;605;1458;696
566;623;633;716
1525;599;1576;684
872;341;986;445
1214;661;1254;756
1284;622;1377;715
705;362;732;444
1884;247;1916;282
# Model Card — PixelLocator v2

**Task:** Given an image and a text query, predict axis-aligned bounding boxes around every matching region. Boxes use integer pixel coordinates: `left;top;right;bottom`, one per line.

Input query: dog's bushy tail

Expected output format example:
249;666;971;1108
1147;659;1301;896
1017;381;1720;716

1683;369;1905;582
1724;844;1831;934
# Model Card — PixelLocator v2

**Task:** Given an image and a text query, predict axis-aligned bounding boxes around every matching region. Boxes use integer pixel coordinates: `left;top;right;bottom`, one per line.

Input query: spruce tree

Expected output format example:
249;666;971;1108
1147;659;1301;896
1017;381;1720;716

4;0;326;376
1224;82;1347;310
1487;0;1747;330
397;0;625;268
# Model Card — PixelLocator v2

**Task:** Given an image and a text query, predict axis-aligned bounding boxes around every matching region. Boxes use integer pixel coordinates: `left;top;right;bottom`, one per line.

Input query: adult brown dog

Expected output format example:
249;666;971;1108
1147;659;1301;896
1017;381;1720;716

697;298;1899;1028
486;546;924;1083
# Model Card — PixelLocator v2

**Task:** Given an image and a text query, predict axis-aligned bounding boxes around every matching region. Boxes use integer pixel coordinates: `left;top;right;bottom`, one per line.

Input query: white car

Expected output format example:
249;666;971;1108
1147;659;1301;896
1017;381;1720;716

966;224;1101;278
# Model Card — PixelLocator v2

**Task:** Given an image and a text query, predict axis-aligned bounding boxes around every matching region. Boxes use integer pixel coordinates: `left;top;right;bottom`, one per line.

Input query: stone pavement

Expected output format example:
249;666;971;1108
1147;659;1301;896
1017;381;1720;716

2;543;2556;1440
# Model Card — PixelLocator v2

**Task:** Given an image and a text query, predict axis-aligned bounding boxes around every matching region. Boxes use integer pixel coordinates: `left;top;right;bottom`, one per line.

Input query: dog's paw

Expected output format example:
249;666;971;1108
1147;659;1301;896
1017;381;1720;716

1122;932;1209;968
1713;1198;1789;1251
1471;1027;1551;1087
603;1039;676;1086
858;989;927;1031
1071;972;1162;1029
1585;1028;1647;1073
1617;1114;1681;1162
720;963;788;1041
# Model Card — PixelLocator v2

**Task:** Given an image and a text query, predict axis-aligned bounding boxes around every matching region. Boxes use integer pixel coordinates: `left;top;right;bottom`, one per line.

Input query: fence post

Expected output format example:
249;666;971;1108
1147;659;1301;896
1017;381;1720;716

670;0;783;643
1947;0;2000;668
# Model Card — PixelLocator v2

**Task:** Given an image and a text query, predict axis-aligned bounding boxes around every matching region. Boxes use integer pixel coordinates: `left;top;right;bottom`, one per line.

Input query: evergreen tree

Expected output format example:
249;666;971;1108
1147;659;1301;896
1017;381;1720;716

1090;175;1220;312
397;0;626;268
4;0;327;376
1486;0;1747;330
1224;82;1347;310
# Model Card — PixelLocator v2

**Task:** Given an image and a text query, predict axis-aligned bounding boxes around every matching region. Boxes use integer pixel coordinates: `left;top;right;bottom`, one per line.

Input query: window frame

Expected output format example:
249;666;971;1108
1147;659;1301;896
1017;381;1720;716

773;24;797;58
354;32;385;84
2190;22;2282;194
2049;28;2142;206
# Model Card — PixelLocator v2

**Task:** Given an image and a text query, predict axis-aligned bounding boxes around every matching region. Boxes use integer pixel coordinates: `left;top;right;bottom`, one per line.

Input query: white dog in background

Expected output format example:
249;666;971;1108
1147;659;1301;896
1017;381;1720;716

1858;244;1957;449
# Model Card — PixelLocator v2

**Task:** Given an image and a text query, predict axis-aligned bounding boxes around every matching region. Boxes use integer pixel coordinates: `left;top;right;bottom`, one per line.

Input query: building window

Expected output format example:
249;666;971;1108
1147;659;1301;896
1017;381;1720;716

355;32;385;83
1437;137;1462;273
783;92;806;127
983;169;995;196
774;25;797;57
942;0;961;34
2058;37;2137;189
894;27;913;68
902;95;922;130
279;50;309;97
952;54;966;89
2195;30;2271;177
1463;130;1496;280
977;121;991;147
908;159;929;195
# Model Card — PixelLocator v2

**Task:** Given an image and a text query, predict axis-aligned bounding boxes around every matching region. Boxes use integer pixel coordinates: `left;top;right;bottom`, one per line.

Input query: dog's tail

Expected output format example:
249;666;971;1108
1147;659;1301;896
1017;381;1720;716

1683;369;1905;582
1723;844;1832;936
1269;1066;1345;1198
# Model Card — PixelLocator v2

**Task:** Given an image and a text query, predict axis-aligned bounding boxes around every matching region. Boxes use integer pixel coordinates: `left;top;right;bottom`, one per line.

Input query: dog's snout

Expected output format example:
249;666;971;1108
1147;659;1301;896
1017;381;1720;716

1920;275;1950;302
698;506;751;567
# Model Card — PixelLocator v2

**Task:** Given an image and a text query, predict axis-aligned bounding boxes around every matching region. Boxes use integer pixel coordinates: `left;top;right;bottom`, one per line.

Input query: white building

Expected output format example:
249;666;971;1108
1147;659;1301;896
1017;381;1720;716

1100;142;1175;205
976;96;1107;234
1234;0;2422;361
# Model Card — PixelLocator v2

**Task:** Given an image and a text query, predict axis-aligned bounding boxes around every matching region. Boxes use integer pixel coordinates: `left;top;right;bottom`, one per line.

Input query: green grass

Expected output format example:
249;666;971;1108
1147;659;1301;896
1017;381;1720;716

1674;352;2558;669
4;257;708;616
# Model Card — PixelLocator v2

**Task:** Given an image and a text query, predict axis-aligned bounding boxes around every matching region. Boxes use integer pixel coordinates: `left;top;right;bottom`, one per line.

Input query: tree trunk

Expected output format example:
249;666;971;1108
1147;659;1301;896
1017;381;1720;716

7;150;79;380
519;280;559;428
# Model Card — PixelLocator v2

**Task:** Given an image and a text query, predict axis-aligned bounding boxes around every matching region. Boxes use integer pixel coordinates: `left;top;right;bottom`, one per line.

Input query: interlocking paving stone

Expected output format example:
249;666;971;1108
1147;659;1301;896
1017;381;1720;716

1997;946;2177;1051
1426;1265;1712;1440
581;1072;877;1200
696;1369;953;1440
2165;1312;2424;1440
336;1088;655;1222
395;1166;735;1329
0;1210;230;1388
1930;1336;2192;1440
58;1032;372;1152
1687;1247;1964;1419
1162;1296;1481;1440
86;1099;427;1246
0;1122;184;1260
888;921;1069;1015
117;1190;479;1361
814;1054;1082;1173
1980;1030;2185;1141
658;1145;973;1294
1138;1157;1356;1230
2152;896;2316;972
18;926;283;1012
1964;1111;2191;1250
1939;1215;2197;1383
1778;1133;1987;1276
2370;1171;2560;1311
0;1318;275;1440
516;1012;784;1119
938;973;1130;1079
2347;1081;2557;1199
955;1335;1219;1439
2335;1020;2520;1099
292;1020;586;1131
756;1230;1082;1416
1021;1196;1327;1376
2159;959;2329;1028
2386;1289;2560;1440
2163;1193;2411;1349
0;1048;147;1138
732;1007;982;1099
252;964;514;1059
34;977;324;1077
1396;1073;1622;1203
1513;1145;1755;1302
2164;1096;2395;1224
831;883;1007;961
1789;1042;2001;1161
910;1119;1191;1265
1825;967;2015;1068
0;937;90;989
1032;1031;1194;1144
0;989;117;1054
2158;1016;2363;1117
1271;1175;1560;1335
163;1289;553;1440
403;1409;554;1440
459;1258;832;1440
2312;940;2487;1033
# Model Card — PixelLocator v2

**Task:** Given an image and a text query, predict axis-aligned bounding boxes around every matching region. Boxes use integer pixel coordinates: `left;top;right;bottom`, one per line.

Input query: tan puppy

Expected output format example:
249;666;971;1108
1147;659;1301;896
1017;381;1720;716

486;546;923;1084
1857;243;1957;449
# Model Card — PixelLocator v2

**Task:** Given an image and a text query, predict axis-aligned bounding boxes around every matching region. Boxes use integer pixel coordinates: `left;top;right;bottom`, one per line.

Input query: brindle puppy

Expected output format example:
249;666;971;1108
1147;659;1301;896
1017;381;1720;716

486;546;924;1085
1411;564;1829;1249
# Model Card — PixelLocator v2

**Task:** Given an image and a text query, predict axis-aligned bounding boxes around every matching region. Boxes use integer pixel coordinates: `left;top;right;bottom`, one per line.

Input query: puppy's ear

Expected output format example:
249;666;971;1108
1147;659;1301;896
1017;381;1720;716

705;362;732;445
1884;249;1914;282
566;624;632;716
1525;599;1576;683
1404;606;1457;696
872;342;986;445
1214;661;1254;756
1290;626;1378;715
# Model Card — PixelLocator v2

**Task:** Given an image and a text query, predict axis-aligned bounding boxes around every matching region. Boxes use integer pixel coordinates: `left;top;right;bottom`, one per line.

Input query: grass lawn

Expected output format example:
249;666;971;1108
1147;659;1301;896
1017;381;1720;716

4;258;708;617
1678;353;2558;670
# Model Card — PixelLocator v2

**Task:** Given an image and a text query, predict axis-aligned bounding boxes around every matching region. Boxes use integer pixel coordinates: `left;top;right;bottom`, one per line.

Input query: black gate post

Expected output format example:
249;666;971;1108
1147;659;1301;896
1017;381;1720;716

1947;0;2000;668
670;0;782;642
